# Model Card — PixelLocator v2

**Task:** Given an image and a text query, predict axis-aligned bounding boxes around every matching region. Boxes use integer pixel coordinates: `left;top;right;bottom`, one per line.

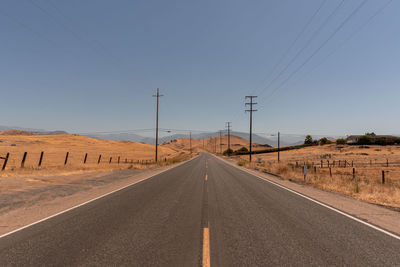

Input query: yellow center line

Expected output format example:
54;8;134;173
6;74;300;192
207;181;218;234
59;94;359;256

205;174;208;181
202;226;210;267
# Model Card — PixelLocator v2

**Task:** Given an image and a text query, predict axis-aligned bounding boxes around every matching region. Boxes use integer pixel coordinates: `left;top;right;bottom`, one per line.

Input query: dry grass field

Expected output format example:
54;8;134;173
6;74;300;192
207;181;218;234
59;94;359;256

0;131;187;177
234;144;400;209
163;135;269;153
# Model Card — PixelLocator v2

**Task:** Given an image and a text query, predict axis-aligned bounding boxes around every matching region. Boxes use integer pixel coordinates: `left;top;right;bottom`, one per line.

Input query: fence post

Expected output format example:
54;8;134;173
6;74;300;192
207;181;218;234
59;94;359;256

118;156;120;164
353;168;355;180
98;154;102;164
327;160;330;168
382;170;385;184
21;152;27;168
38;151;44;169
386;159;389;167
109;157;112;164
84;153;88;164
329;167;332;177
344;160;347;168
2;153;10;171
321;160;323;168
296;161;298;168
64;152;69;165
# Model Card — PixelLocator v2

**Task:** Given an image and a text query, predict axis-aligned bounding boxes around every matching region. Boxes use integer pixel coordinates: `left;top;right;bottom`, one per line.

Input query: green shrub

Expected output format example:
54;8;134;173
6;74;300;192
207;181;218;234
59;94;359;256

234;147;249;155
319;137;332;145
223;148;234;156
336;138;346;145
237;160;246;166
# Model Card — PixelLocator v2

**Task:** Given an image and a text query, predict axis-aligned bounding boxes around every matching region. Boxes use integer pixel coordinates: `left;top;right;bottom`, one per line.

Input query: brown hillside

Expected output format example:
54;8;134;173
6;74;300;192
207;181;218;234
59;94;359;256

162;135;267;153
0;130;33;135
0;134;184;175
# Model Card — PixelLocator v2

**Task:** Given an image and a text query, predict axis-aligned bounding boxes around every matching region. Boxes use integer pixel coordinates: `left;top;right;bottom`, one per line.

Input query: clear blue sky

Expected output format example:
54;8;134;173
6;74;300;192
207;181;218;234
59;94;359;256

1;0;399;136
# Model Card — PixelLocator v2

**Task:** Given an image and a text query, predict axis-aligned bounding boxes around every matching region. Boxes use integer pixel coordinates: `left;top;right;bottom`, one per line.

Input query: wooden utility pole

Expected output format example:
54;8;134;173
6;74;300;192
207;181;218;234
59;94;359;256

189;132;192;155
152;88;163;162
226;122;231;156
278;131;280;162
245;96;257;162
219;130;222;154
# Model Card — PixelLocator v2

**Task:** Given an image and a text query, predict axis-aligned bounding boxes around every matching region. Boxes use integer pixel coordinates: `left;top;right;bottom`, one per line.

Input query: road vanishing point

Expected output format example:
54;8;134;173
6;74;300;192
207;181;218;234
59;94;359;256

0;153;399;266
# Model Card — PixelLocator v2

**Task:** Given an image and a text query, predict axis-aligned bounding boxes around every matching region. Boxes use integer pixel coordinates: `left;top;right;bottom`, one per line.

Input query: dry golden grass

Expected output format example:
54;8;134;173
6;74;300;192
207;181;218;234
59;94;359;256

0;133;187;177
234;144;400;209
163;135;269;153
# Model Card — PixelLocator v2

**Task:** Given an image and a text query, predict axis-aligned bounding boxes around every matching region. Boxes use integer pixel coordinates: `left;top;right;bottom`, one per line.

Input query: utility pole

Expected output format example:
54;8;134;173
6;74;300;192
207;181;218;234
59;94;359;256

245;96;257;162
278;131;280;162
219;130;222;154
225;122;231;156
189;132;192;155
152;88;163;162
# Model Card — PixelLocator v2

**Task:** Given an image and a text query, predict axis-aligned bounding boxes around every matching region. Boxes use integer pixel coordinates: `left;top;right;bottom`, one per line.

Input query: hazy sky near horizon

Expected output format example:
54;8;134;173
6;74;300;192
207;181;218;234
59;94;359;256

1;0;399;137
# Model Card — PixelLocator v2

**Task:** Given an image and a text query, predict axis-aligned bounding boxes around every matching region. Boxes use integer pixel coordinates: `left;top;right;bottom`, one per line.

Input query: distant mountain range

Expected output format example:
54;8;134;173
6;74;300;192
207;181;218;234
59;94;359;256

0;125;350;147
85;131;286;147
0;126;67;135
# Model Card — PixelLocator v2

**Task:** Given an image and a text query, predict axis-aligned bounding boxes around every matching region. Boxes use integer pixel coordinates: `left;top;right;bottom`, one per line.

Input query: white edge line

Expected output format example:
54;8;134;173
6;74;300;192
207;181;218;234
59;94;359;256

212;154;400;241
0;155;199;239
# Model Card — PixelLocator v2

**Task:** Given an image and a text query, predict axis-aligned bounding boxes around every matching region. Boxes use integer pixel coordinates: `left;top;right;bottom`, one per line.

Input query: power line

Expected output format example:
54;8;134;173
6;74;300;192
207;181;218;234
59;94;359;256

250;0;328;96
27;0;125;70
230;0;341;123
0;9;65;51
256;0;346;98
46;0;125;65
27;0;85;43
76;128;155;135
260;0;369;104
298;0;393;83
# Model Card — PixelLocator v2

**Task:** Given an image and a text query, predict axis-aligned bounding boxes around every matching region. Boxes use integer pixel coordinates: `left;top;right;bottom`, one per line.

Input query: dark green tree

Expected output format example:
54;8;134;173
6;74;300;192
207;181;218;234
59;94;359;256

304;135;313;145
358;135;371;145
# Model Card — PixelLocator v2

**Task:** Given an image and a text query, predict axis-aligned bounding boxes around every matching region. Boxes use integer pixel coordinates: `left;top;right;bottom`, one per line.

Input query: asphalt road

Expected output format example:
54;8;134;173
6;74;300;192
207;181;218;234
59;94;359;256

0;153;399;266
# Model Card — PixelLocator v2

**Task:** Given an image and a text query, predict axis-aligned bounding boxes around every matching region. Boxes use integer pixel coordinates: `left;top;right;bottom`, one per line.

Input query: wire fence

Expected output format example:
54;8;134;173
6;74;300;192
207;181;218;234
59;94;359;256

0;151;165;171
